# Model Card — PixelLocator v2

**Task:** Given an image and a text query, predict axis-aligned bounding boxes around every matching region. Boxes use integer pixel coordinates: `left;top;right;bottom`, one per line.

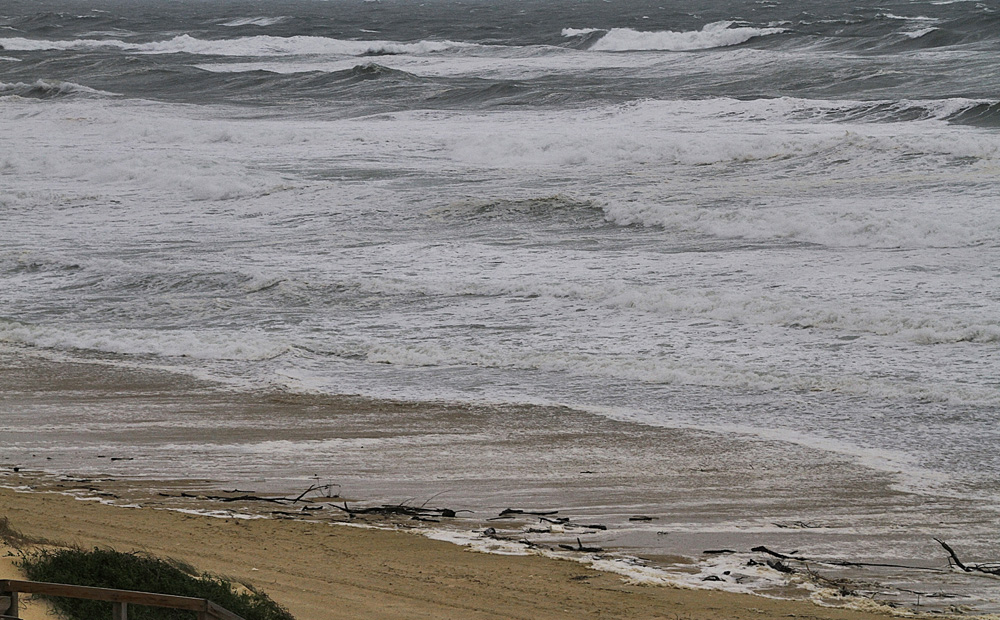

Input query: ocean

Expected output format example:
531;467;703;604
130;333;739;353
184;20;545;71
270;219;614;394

2;0;999;611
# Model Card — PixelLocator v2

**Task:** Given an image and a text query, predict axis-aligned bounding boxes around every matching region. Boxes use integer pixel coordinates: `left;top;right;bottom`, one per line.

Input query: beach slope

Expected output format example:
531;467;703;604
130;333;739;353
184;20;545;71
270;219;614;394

0;486;908;620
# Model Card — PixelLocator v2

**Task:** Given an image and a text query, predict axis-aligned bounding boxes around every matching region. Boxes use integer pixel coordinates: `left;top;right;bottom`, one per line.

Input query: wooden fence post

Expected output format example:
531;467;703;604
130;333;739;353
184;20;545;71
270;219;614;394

112;601;128;620
0;590;17;618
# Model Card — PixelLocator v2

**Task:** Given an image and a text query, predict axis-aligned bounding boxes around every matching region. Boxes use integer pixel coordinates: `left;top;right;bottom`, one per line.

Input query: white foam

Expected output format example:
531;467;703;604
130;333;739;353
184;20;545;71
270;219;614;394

3;90;998;517
0;79;116;97
423;529;537;556
419;97;1000;248
879;12;939;21
588;555;789;594
334;333;999;407
0;99;290;204
599;284;1000;346
421;529;796;596
164;508;265;520
222;16;291;27
561;28;602;37
0;320;291;361
192;46;668;80
904;27;938;38
589;21;786;52
0;34;474;57
600;193;998;251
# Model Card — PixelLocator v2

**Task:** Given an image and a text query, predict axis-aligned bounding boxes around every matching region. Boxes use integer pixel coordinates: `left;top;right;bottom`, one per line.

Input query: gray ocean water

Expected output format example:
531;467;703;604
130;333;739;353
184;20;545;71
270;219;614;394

2;0;1000;609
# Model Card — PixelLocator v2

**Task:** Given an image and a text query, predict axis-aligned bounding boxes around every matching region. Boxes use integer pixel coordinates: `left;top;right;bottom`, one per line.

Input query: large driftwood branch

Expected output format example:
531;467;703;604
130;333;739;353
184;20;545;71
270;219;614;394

934;538;1000;575
499;508;559;517
558;537;603;553
329;501;465;519
292;483;340;503
745;545;947;573
161;492;288;504
934;538;969;571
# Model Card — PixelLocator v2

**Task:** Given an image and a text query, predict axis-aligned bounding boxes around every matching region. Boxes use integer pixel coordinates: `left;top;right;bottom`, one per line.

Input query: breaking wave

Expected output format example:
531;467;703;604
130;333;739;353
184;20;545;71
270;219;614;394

221;16;291;27
904;27;939;38
587;21;786;51
790;97;1000;128
0;319;290;361
0;79;115;98
0;34;473;57
426;195;604;224
561;28;602;38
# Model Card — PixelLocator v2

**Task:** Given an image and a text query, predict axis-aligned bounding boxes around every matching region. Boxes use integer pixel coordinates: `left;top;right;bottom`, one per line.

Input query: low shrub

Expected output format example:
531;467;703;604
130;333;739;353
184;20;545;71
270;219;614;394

17;547;295;620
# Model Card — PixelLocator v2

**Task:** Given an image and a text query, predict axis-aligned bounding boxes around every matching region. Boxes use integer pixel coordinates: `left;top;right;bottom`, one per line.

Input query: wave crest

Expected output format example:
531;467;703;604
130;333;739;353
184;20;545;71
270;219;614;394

426;195;603;224
0;320;290;361
589;21;786;52
904;27;939;39
0;34;471;57
221;16;291;27
561;28;602;37
0;79;115;98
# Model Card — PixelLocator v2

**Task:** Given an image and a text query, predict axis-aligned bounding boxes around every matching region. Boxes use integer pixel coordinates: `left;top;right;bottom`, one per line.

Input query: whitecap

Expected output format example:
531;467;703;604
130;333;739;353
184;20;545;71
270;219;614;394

561;27;602;37
0;34;474;57
589;21;786;52
878;12;939;21
221;16;291;27
904;27;938;38
0;79;116;97
0;320;292;362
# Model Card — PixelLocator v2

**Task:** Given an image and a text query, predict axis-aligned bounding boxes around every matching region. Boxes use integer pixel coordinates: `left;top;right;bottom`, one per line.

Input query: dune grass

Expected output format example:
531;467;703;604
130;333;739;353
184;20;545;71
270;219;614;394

16;547;295;620
0;516;47;548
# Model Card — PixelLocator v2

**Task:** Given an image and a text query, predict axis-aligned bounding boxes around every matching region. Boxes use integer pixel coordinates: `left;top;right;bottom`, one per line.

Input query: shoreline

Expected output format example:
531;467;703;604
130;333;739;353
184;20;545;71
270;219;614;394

0;475;943;620
3;349;1000;614
3;470;995;619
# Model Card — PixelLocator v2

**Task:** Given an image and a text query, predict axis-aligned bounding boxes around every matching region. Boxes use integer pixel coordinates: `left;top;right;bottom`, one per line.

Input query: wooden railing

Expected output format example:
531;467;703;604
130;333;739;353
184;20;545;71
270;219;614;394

0;579;246;620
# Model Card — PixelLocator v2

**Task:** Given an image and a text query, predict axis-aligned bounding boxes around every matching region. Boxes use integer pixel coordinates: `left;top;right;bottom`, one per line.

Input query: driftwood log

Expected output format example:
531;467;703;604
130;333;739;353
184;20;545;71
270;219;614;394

292;483;340;503
738;541;1000;576
935;538;1000;575
558;537;603;553
498;508;559;517
329;501;464;520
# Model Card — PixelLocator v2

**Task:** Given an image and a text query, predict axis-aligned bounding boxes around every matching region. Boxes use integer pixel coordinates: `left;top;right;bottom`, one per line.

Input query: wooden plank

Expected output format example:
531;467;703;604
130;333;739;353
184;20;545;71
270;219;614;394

0;580;245;619
0;580;205;611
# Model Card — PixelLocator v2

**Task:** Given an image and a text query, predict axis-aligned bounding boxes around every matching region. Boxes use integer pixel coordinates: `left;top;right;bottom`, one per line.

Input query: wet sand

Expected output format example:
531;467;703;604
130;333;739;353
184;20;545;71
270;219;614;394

0;481;922;620
2;349;998;614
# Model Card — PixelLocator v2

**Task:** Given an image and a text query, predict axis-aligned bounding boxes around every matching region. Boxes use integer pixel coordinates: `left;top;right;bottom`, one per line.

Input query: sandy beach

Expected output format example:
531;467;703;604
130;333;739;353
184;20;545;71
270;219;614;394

1;478;931;620
5;1;1000;617
3;351;1000;616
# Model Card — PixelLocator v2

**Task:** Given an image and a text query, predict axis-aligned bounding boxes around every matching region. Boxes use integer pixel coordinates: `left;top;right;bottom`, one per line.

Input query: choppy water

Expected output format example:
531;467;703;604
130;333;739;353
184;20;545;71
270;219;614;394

2;0;999;607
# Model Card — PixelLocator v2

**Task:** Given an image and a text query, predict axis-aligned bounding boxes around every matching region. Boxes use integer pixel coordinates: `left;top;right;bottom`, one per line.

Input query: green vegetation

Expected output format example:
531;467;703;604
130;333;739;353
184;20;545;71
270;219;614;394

17;547;295;620
0;516;47;548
